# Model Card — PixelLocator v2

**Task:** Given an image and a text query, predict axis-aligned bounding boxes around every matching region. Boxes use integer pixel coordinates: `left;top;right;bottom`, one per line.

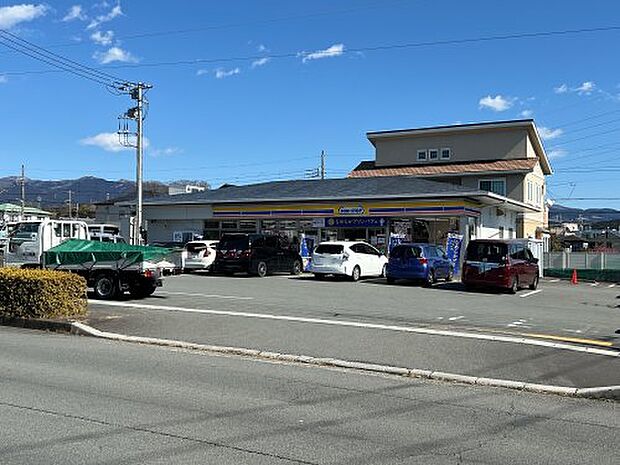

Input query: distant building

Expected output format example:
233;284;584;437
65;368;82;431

168;185;207;196
0;203;51;224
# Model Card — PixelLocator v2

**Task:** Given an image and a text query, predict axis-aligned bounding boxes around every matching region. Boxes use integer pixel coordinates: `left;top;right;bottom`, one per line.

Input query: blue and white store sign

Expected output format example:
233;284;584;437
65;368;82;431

324;217;387;228
338;205;366;215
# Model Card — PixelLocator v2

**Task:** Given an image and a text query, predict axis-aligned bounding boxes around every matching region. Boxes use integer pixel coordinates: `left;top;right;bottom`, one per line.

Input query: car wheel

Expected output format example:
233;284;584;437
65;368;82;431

380;264;387;278
424;269;435;287
256;261;268;278
351;265;361;282
509;277;519;294
94;274;118;300
291;260;303;276
446;267;454;282
529;273;539;290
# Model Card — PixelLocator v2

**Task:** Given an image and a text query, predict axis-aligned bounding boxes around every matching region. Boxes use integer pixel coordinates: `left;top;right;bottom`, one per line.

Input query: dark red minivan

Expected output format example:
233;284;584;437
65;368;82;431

462;240;539;293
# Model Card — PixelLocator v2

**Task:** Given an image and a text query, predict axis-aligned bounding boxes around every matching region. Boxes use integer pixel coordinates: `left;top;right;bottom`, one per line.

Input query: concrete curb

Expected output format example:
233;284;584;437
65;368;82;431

0;316;74;333
70;322;619;401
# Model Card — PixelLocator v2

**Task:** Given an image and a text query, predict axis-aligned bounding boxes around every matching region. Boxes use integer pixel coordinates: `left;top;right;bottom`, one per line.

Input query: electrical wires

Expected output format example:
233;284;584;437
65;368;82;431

0;28;134;90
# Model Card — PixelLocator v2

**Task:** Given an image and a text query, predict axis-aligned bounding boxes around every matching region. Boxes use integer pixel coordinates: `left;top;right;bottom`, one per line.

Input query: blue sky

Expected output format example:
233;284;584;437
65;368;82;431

0;0;619;209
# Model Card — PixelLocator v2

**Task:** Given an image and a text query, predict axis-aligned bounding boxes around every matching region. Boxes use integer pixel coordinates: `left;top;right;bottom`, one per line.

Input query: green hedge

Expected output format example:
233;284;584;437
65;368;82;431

0;268;87;319
544;268;620;283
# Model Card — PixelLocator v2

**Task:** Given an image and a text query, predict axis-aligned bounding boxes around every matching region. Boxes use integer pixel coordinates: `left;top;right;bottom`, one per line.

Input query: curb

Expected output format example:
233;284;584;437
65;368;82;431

70;322;620;401
0;316;74;333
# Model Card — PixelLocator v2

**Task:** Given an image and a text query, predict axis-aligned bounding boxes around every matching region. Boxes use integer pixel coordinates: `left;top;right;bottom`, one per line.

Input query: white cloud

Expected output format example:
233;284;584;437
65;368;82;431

538;126;563;140
62;5;86;22
548;149;567;159
478;95;514;112
87;3;122;30
0;75;8;84
90;30;114;46
80;133;128;152
93;46;138;64
251;57;270;68
301;43;345;63
150;147;183;157
215;67;240;79
258;44;267;52
196;69;209;76
554;84;568;94
81;132;149;152
520;110;533;118
575;81;595;95
0;4;48;29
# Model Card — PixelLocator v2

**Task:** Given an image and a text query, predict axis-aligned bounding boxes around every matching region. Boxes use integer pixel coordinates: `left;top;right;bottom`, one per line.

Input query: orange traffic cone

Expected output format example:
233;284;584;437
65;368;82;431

571;269;578;285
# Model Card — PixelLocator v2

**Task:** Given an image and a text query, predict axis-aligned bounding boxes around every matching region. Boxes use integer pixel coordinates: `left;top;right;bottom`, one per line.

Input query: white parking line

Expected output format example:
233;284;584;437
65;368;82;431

519;289;542;298
154;291;253;301
548;279;560;283
448;316;465;321
590;282;599;287
89;300;620;357
608;284;616;288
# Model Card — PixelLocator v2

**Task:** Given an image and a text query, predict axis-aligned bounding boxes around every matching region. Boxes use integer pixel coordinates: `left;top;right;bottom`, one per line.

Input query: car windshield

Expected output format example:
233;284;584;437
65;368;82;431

9;222;40;239
390;245;422;258
218;235;250;250
315;244;344;254
466;242;508;262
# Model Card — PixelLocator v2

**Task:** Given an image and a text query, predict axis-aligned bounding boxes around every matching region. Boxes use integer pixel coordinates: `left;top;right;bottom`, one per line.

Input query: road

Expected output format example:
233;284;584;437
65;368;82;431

1;326;618;465
86;274;620;389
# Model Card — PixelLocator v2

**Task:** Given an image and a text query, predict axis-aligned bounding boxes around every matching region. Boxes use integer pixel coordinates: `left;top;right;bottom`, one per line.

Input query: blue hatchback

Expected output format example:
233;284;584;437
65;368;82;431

386;243;454;286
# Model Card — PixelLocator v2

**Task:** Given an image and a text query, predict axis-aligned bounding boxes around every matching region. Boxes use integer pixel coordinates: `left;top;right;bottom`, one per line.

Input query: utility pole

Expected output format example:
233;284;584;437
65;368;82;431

118;82;152;245
67;190;72;219
19;164;25;221
320;150;326;180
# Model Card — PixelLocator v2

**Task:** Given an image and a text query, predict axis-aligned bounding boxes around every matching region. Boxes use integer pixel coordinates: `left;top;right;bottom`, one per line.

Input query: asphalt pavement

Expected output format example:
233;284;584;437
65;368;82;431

1;326;618;465
85;273;620;389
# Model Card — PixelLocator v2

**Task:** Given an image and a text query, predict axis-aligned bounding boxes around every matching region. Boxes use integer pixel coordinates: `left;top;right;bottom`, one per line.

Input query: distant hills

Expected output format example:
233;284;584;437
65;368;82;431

549;204;620;223
0;176;169;207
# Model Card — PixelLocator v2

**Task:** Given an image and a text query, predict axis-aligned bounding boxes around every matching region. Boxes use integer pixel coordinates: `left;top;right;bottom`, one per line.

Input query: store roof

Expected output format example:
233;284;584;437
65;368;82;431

140;176;539;212
348;158;538;178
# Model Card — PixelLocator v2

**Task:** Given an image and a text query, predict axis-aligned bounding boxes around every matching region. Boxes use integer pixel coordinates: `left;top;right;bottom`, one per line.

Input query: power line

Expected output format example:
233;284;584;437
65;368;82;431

3;24;620;76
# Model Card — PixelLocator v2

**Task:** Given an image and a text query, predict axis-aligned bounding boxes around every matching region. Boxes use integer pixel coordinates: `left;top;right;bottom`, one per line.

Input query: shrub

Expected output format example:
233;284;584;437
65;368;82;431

0;268;87;319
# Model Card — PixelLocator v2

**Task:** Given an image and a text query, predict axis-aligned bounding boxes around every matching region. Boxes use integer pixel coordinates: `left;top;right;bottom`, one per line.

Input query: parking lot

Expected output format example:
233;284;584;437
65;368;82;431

94;272;619;344
86;272;620;389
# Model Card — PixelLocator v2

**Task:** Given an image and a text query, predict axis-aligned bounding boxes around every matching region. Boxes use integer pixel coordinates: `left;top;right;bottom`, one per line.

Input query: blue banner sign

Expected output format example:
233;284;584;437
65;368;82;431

324;217;388;228
445;233;464;274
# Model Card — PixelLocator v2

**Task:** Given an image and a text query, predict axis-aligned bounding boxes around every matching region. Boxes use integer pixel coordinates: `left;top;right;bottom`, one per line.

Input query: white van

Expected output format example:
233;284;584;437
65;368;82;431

3;219;89;268
88;224;127;244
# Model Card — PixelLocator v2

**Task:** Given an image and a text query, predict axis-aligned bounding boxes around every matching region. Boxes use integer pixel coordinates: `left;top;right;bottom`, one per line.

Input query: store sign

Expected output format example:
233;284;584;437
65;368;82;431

338;205;366;215
325;217;387;228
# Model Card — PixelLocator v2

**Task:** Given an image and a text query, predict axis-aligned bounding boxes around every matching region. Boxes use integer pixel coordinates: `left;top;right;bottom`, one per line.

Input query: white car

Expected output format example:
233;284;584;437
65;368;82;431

182;240;219;272
310;241;388;281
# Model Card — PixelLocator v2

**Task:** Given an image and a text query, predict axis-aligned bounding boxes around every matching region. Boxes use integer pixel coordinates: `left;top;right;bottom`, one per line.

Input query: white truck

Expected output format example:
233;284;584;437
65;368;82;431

3;219;89;268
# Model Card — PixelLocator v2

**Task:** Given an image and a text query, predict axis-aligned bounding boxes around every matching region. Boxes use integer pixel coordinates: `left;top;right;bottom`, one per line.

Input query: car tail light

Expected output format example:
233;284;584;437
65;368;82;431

240;249;251;258
418;258;428;265
144;269;154;278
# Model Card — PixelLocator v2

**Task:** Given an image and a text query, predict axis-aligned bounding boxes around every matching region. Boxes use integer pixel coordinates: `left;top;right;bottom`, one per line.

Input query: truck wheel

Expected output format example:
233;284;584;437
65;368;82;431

129;283;157;299
94;274;118;300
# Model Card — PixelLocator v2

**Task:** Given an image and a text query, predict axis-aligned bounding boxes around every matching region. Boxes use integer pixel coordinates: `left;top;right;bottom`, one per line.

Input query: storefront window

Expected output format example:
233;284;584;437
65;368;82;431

239;220;257;231
221;220;238;230
261;220;278;231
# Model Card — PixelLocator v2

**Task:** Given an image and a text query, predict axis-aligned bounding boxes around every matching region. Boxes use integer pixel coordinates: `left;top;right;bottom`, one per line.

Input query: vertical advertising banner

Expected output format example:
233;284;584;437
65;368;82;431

445;233;464;274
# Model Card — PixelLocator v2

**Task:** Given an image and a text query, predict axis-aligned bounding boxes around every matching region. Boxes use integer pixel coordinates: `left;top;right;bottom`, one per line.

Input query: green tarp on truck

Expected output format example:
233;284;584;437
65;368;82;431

44;239;171;268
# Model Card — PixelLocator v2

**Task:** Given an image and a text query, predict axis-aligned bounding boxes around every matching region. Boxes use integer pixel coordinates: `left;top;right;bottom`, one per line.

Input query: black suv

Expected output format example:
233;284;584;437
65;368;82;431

214;233;303;277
